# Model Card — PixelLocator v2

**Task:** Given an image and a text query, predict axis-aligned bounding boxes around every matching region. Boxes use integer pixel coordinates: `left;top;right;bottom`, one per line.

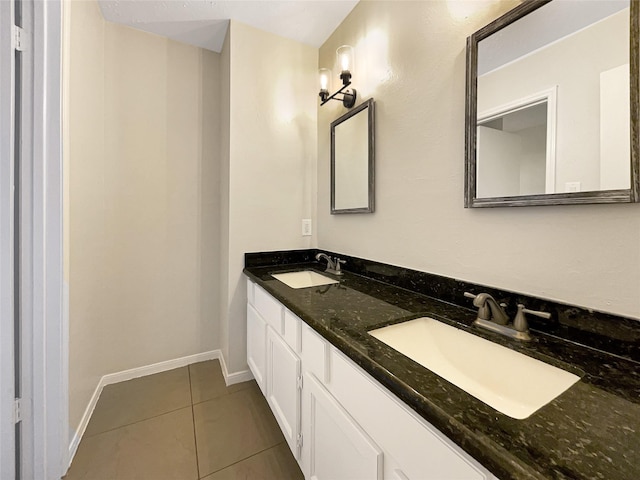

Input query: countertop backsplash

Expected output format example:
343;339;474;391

246;249;640;364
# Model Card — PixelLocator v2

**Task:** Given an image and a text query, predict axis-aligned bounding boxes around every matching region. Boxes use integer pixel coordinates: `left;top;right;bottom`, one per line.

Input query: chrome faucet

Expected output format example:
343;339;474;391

464;292;550;341
315;252;346;276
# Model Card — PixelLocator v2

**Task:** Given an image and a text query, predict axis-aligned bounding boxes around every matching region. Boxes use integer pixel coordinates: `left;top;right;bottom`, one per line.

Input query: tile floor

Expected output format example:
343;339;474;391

64;360;304;480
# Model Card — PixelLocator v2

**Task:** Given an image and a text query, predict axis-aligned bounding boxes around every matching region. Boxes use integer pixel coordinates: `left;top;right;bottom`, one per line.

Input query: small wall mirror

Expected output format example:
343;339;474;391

465;0;640;207
331;98;375;214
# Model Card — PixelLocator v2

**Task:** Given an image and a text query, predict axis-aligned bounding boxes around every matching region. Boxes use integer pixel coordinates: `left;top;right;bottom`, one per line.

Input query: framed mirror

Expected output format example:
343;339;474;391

331;98;375;213
465;0;640;207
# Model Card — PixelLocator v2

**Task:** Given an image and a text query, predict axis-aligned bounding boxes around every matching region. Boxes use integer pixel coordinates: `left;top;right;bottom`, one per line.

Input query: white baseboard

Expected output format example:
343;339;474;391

219;353;254;386
67;349;223;469
100;350;221;385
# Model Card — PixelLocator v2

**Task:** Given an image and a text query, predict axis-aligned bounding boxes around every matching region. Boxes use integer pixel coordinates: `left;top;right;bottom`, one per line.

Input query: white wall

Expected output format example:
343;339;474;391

220;21;318;373
477;126;521;198
318;0;640;320
478;9;629;192
66;0;221;439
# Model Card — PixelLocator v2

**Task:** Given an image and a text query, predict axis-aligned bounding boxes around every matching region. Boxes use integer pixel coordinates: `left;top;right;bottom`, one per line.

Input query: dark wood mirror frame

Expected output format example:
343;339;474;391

464;0;640;208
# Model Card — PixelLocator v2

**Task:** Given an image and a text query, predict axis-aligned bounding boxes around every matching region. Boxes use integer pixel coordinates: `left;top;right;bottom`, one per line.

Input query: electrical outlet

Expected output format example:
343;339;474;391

565;182;581;193
302;219;312;236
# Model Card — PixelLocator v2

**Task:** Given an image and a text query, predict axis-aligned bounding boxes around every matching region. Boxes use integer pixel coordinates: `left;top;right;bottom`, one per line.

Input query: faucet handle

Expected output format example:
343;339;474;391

513;304;551;332
334;258;346;273
513;304;528;332
524;307;551;319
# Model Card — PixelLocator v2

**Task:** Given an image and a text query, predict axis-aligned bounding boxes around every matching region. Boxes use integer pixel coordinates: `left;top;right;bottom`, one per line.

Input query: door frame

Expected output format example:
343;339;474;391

0;0;17;476
1;0;67;478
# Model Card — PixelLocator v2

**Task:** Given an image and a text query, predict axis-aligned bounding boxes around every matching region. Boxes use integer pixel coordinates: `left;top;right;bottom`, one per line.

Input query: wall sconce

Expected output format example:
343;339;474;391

319;45;357;108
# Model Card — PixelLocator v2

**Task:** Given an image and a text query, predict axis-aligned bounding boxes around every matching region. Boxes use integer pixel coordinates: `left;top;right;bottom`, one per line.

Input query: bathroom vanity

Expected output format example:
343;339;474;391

247;273;492;479
244;249;640;480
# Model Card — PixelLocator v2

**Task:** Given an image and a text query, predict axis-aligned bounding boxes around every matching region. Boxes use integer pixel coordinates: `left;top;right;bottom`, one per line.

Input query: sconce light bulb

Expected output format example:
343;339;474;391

337;45;354;76
320;74;328;90
341;54;350;72
318;67;332;96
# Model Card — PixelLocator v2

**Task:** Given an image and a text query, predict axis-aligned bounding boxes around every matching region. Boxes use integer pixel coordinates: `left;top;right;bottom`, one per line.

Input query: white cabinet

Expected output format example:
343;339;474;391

302;373;383;480
266;326;301;459
245;278;496;480
246;303;267;394
248;281;302;461
301;323;330;383
329;348;492;480
390;469;411;480
254;284;284;332
283;309;302;352
248;283;285;397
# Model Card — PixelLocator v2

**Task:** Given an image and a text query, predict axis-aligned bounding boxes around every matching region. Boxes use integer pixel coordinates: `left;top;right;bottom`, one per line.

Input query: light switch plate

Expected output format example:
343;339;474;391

302;219;312;236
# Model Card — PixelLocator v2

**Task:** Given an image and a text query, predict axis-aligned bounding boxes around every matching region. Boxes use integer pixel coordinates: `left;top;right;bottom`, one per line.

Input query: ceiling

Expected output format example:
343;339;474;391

97;0;360;53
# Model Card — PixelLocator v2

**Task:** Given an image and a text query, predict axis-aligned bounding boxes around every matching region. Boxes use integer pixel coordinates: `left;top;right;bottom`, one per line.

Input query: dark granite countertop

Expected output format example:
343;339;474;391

244;251;640;480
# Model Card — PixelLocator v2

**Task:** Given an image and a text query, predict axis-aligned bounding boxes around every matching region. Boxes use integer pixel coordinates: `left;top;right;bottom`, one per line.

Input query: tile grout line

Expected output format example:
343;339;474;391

188;365;201;480
198;441;288;479
83;404;192;439
190;382;254;408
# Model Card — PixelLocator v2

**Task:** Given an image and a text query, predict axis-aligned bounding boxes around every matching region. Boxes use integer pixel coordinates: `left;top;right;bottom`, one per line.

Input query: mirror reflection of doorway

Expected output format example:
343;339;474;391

476;88;557;198
478;101;548;197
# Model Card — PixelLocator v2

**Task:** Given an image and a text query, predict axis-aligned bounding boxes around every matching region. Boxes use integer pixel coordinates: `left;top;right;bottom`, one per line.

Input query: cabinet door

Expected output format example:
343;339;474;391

247;303;267;395
302;373;383;480
388;469;410;480
266;327;301;459
330;348;491;480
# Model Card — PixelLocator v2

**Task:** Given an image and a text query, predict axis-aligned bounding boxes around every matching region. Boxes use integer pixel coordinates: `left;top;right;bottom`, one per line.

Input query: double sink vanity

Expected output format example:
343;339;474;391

244;249;640;480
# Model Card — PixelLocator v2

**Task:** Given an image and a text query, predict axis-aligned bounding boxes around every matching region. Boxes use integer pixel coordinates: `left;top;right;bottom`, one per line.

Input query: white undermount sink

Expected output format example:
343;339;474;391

271;270;339;289
369;317;580;419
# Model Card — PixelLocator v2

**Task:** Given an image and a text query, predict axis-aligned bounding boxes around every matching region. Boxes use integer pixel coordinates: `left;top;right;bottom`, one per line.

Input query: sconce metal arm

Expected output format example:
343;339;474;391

320;82;357;108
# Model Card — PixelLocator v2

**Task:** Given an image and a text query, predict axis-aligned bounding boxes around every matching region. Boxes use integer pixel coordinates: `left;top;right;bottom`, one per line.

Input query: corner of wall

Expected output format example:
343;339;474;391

221;21;319;373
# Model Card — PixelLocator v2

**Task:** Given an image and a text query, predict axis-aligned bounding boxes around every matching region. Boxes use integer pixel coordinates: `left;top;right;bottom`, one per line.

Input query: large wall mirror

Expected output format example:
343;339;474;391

465;0;640;207
331;98;375;214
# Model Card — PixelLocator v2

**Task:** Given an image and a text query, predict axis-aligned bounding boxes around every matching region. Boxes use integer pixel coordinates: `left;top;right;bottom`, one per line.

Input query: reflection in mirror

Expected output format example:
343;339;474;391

465;0;640;207
478;93;552;197
331;98;375;214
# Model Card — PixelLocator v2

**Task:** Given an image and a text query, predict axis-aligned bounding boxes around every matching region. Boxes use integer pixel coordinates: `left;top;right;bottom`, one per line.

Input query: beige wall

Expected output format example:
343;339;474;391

221;21;318;373
219;30;231;366
66;0;221;439
318;0;640;320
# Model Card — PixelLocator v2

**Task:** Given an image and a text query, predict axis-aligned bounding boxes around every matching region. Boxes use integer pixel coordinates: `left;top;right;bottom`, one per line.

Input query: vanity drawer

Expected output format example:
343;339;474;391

329;347;491;480
301;323;330;384
254;285;283;333
246;278;255;306
283;309;301;353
